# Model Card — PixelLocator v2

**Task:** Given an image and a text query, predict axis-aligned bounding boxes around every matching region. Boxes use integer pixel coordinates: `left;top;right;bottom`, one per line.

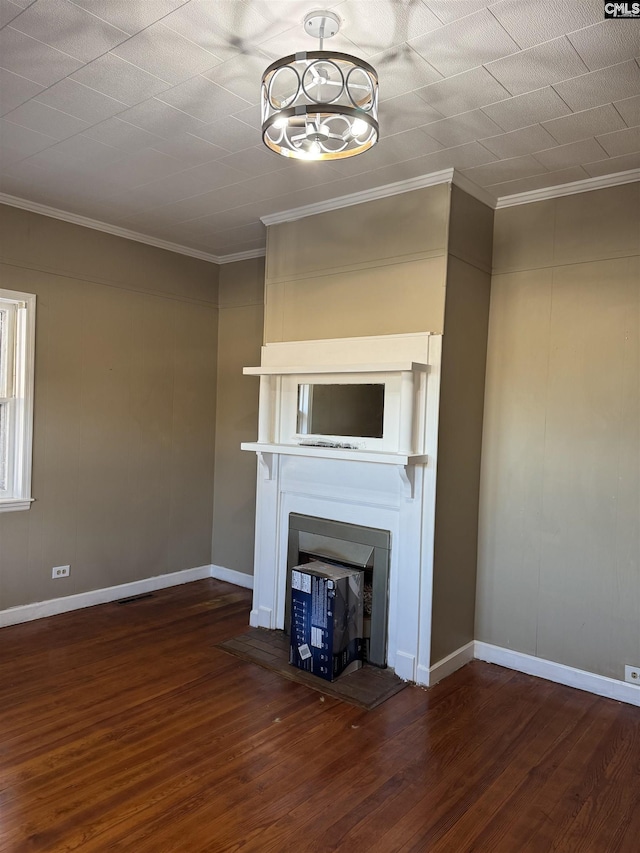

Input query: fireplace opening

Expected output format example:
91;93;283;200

286;513;391;667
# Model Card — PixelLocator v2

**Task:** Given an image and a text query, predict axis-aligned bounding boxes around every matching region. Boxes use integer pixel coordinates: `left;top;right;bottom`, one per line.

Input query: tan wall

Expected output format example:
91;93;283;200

431;189;493;663
477;182;640;680
447;184;494;275
264;183;451;342
0;205;217;305
211;257;264;575
0;205;219;610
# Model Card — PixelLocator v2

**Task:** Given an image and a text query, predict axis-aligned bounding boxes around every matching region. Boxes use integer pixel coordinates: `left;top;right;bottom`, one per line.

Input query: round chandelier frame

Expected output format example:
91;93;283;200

261;13;379;161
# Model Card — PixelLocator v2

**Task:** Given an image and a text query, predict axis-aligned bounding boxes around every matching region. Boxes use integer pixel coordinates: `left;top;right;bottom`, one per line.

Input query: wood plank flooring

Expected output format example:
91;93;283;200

1;578;638;852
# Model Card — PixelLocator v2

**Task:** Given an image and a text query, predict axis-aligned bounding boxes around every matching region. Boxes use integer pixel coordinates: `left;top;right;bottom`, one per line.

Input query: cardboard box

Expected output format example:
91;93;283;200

289;561;364;681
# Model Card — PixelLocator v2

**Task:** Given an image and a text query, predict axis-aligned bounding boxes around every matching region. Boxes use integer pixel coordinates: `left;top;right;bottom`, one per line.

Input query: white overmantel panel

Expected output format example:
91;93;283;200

243;333;442;685
242;333;432;460
257;332;431;369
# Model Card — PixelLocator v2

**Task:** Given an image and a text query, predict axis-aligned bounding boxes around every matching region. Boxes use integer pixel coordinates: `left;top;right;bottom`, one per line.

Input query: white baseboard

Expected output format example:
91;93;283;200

417;640;640;708
0;563;254;630
474;641;640;708
429;641;475;685
5;566;636;710
246;607;274;628
209;564;254;590
0;565;212;629
394;651;417;683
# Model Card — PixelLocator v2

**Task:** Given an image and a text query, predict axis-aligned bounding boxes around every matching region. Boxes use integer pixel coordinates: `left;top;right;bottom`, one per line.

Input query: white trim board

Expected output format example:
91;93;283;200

261;169;457;225
3;170;637;267
216;248;265;265
210;564;254;589
495;168;640;209
428;641;475;686
0;564;254;629
2;565;637;709
474;641;640;708
0;194;224;265
451;171;496;209
0;565;213;629
426;639;640;708
258;167;639;226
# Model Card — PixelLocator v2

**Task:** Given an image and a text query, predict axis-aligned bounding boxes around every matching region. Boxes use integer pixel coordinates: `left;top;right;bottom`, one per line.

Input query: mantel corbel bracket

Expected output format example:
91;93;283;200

398;464;416;500
256;451;275;480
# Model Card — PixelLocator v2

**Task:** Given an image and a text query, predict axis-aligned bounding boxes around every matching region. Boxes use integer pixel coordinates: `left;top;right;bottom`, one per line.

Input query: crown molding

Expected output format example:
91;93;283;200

260;168;456;225
258;165;640;223
495;168;640;209
3;164;637;268
216;248;266;264
450;171;497;209
0;193;223;265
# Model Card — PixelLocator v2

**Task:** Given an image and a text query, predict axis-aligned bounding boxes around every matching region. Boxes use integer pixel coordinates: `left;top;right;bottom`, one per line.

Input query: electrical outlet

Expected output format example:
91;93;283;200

52;565;70;579
624;665;640;685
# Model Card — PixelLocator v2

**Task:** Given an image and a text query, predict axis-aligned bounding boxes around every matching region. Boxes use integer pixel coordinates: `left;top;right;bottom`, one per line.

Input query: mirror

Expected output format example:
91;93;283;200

297;383;384;438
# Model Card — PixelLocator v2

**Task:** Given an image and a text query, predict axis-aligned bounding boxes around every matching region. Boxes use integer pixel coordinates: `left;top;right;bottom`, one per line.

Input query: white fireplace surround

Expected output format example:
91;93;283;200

242;332;442;685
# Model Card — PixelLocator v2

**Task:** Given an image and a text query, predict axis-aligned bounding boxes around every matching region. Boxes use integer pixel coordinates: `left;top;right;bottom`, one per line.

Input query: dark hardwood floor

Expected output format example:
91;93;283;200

1;579;638;852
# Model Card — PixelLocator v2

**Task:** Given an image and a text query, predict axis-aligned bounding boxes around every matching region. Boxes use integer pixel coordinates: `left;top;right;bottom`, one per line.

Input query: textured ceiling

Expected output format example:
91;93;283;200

0;0;639;260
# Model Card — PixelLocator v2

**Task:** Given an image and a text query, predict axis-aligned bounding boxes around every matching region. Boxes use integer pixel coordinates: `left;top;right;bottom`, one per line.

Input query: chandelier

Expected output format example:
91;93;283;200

261;11;379;161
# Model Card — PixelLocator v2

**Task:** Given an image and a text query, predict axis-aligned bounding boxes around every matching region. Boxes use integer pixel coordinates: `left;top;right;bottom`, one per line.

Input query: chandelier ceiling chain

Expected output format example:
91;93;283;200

261;10;379;161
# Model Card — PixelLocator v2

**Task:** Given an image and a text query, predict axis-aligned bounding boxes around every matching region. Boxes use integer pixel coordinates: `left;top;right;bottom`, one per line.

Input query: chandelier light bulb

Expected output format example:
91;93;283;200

351;118;368;137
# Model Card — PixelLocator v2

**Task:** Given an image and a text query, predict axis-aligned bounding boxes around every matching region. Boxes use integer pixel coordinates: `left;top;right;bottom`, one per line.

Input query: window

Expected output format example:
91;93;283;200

0;289;36;512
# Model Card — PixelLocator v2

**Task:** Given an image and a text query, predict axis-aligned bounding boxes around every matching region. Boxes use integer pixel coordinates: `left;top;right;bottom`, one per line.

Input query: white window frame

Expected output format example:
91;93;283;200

0;288;36;513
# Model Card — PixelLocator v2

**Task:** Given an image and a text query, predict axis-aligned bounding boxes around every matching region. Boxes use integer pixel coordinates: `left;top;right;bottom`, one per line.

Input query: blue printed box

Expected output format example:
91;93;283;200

289;561;364;681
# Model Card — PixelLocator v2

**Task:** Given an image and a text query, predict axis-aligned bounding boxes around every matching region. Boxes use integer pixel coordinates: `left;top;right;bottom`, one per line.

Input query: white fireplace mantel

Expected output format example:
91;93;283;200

241;333;442;685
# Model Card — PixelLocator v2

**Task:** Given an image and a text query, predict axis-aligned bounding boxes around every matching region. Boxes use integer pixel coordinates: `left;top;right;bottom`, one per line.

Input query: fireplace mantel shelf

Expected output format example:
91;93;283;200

240;441;428;466
243;361;428;376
